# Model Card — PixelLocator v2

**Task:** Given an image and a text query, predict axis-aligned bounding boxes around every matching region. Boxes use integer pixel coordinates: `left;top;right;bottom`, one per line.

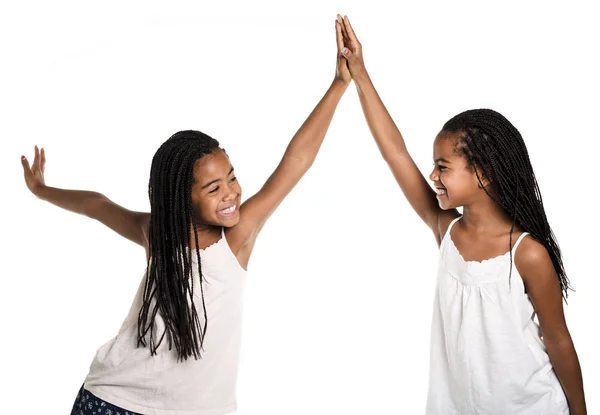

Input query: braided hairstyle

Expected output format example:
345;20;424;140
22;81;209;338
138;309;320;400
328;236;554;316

138;130;221;361
442;109;572;299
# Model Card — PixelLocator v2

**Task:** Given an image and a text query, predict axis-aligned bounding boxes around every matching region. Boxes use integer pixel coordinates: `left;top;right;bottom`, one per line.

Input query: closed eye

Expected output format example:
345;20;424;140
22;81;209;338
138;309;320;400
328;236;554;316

209;186;219;194
230;176;237;182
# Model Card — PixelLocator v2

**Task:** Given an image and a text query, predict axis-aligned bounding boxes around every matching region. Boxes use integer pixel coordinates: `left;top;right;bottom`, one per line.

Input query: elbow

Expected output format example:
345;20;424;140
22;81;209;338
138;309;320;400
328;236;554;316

283;154;313;171
544;333;575;356
381;148;409;165
84;193;108;219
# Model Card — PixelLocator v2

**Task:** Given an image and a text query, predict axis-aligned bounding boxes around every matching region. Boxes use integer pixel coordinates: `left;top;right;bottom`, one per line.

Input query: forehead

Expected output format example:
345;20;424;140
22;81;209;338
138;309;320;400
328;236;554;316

194;149;231;181
433;130;462;159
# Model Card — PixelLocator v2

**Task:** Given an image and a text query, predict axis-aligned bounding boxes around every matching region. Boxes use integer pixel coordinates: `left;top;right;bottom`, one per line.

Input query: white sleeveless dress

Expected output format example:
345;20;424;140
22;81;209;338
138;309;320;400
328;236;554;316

84;227;248;415
427;216;569;414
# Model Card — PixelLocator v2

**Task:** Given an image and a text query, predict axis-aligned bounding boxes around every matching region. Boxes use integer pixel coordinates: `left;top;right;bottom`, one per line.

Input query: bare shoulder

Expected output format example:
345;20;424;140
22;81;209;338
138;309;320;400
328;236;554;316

435;209;461;246
514;235;557;285
513;234;566;334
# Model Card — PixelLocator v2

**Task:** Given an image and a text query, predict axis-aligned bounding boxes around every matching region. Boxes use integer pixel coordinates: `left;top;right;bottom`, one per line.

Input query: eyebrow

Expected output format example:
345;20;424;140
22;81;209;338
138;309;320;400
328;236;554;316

434;157;451;164
200;166;235;189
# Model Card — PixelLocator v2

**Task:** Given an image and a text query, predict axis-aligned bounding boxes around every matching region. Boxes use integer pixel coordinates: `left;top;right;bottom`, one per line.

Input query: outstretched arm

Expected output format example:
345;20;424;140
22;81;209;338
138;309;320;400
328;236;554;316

227;18;352;266
21;146;149;247
339;15;457;243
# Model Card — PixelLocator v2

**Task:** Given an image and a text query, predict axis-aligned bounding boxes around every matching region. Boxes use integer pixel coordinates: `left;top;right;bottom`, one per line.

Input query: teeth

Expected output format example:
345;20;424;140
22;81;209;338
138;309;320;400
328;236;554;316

436;188;447;195
220;205;236;214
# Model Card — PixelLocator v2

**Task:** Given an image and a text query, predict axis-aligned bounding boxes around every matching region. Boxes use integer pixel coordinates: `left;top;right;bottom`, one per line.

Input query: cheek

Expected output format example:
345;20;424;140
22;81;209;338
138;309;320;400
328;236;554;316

193;195;218;218
440;172;469;193
439;172;451;186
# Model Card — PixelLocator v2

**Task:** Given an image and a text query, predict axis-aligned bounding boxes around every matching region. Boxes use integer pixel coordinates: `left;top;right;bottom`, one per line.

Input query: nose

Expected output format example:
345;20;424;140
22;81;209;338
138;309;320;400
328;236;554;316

429;166;438;182
223;186;237;202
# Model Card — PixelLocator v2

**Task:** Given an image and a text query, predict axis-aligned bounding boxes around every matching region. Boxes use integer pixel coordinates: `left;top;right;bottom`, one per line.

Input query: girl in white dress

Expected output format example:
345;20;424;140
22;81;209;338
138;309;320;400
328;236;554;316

337;14;586;415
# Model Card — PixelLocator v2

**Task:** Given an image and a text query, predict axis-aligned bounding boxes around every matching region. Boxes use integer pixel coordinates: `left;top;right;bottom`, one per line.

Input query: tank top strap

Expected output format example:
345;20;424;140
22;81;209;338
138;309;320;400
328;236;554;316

511;232;530;255
442;215;462;242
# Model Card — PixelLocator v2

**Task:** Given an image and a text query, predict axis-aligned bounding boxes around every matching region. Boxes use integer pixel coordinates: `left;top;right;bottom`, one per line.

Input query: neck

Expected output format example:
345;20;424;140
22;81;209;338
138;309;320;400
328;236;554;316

188;223;221;249
461;198;515;235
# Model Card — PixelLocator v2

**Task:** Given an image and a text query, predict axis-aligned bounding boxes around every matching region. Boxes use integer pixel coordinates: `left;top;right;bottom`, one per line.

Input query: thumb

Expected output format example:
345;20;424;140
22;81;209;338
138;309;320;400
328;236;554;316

21;155;33;183
21;155;31;172
340;47;354;62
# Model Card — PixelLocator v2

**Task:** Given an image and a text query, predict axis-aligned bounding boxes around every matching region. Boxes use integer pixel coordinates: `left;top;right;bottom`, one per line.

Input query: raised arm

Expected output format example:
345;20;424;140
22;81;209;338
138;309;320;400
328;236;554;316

338;15;455;242
227;19;352;263
21;146;149;248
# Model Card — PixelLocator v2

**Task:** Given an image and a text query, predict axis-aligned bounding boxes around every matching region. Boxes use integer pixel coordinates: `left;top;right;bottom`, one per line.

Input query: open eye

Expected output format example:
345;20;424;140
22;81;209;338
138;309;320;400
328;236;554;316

438;165;447;171
230;176;237;182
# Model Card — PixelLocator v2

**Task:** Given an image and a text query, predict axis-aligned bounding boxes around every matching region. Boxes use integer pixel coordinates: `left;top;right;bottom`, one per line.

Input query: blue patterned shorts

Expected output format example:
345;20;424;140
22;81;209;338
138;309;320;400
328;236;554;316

70;384;142;415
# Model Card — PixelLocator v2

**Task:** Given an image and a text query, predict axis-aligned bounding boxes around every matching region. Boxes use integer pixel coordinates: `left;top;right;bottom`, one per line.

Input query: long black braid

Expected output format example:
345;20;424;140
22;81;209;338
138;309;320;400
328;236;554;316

138;130;221;361
442;109;572;300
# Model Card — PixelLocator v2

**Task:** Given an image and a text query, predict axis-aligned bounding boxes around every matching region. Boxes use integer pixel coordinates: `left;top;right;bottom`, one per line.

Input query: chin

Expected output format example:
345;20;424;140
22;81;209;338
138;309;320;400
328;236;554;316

218;215;241;227
438;200;456;210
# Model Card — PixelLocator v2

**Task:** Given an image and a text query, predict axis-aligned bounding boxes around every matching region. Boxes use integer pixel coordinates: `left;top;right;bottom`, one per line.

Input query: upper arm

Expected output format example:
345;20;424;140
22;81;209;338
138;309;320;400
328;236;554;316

515;237;570;345
386;153;457;242
86;194;150;249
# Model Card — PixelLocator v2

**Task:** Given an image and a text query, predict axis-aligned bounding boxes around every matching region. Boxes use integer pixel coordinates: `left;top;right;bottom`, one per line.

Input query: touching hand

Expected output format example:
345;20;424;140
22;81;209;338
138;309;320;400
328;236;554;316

337;15;366;79
21;145;47;196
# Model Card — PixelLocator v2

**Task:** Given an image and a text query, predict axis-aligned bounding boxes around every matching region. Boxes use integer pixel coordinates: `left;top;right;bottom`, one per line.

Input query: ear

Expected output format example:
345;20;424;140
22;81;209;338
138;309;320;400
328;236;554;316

475;168;491;189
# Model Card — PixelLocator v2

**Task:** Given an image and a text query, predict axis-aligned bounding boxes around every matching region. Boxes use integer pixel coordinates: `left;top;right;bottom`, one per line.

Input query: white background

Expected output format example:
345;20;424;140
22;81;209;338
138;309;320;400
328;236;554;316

1;1;598;413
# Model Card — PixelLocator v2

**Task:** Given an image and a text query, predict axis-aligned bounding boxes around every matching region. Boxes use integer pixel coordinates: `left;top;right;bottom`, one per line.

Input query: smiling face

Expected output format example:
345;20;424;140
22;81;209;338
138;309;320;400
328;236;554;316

191;149;242;227
429;130;487;210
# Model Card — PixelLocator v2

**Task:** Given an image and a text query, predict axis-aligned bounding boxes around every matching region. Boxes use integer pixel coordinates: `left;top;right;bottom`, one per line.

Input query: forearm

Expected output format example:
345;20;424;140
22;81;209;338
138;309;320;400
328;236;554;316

35;185;104;218
547;339;586;414
283;79;348;165
353;69;408;160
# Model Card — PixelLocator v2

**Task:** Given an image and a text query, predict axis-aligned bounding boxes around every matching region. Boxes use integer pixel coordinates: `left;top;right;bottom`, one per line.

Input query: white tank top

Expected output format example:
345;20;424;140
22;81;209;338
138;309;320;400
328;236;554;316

84;227;247;415
427;216;569;414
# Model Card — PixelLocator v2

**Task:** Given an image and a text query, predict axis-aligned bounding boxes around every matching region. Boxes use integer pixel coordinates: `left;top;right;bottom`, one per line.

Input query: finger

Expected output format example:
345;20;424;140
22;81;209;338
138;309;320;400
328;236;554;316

40;147;46;173
337;14;349;42
21;155;31;176
33;145;40;171
335;21;345;53
343;15;359;44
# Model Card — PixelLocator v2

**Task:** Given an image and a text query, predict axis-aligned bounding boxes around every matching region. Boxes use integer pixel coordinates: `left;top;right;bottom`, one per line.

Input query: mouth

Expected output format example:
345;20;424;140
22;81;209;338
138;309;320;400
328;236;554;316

435;187;447;197
217;203;239;218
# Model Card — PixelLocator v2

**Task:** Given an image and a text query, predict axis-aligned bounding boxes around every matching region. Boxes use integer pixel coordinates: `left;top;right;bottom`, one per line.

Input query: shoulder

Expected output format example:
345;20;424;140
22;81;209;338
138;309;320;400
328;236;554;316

514;234;557;286
514;234;549;267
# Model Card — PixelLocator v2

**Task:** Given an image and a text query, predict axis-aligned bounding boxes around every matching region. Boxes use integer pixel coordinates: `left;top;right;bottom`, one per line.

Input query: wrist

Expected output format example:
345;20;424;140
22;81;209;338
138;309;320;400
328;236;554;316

352;67;369;84
332;77;351;89
34;184;49;200
330;79;351;96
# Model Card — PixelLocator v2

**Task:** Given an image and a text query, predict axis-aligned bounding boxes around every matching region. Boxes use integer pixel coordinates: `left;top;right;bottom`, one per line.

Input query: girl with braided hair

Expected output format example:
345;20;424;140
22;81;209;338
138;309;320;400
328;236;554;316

337;15;586;415
20;19;352;415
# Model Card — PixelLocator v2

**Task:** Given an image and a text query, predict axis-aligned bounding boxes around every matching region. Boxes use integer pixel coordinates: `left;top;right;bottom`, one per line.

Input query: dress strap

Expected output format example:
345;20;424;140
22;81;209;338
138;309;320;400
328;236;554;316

443;215;462;241
511;232;530;255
